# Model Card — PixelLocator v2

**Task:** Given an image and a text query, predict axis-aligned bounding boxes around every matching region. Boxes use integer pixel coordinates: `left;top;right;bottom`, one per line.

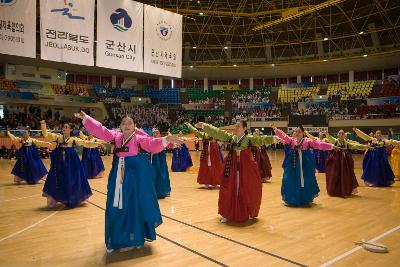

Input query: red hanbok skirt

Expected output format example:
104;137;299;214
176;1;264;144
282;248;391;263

218;148;262;222
255;146;272;180
197;142;223;186
326;150;359;197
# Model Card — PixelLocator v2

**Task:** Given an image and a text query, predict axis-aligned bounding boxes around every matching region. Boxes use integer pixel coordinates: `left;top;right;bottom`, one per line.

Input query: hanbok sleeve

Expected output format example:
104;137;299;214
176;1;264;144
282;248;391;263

186;123;209;139
304;131;317;140
32;139;52;148
72;137;100;148
325;133;337;144
82;115;117;142
249;135;275;146
389;139;400;147
274;129;292;144
41;122;61;142
7;131;21;142
308;139;334;151
354;128;373;142
136;135;167;154
347;141;368;151
203;124;233;142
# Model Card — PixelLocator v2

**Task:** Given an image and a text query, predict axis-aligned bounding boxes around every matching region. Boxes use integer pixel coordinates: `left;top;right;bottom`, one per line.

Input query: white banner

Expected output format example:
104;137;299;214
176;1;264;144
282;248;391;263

0;0;36;58
40;0;94;66
97;0;143;72
143;5;182;78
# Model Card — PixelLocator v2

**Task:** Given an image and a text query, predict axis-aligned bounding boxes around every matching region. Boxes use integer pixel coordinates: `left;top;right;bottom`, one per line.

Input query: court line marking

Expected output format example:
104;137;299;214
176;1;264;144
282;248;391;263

90;187;307;267
0;194;41;203
86;200;228;267
318;224;400;267
0;210;60;243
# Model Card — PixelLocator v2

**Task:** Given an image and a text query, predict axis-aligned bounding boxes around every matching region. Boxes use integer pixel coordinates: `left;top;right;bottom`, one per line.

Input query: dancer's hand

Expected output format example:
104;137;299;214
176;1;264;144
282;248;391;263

352;128;357;132
74;111;87;120
270;123;277;130
166;135;184;145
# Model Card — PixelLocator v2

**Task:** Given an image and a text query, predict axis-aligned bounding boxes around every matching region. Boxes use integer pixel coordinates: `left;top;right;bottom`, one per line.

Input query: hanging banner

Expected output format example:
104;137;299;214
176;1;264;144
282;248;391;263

143;4;182;78
40;0;94;66
97;0;143;72
0;0;36;58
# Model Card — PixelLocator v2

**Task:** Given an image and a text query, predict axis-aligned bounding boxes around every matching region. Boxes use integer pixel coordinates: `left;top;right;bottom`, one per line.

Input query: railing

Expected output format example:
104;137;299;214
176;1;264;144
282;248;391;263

330;113;400;120
248;116;288;121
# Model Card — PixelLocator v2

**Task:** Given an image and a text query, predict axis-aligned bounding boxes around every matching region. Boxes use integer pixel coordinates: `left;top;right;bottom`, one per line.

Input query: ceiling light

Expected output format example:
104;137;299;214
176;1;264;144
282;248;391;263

363;54;368;57
359;31;364;35
192;46;197;49
323;37;328;41
271;63;275;67
233;64;237;67
224;46;228;49
323;59;328;62
199;12;203;16
190;65;194;68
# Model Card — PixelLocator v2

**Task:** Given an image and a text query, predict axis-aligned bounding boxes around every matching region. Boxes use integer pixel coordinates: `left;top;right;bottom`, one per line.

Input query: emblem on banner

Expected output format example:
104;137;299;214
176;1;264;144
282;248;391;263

51;0;85;20
0;0;17;6
156;21;172;40
110;8;132;32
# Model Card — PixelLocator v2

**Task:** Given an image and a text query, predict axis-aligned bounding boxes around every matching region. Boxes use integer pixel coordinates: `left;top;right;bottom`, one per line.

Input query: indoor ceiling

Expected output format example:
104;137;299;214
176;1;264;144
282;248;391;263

139;0;400;66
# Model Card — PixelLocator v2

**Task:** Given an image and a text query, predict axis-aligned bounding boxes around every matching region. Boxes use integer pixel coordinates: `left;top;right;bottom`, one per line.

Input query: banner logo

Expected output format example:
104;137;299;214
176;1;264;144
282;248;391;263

156;21;172;40
110;8;132;32
51;0;85;20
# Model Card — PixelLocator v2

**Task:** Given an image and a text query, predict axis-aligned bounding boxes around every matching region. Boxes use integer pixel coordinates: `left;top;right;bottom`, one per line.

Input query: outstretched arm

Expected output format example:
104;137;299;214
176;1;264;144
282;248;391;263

78;113;116;142
353;128;373;142
324;132;337;144
79;131;88;140
304;131;317;140
73;137;101;148
348;141;368;151
40;121;60;142
196;122;233;142
7;131;21;142
186;123;209;139
308;139;334;151
32;139;52;148
250;135;275;146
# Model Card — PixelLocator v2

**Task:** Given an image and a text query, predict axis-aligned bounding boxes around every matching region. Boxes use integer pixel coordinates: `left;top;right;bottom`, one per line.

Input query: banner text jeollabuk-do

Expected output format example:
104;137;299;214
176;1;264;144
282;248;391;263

97;0;143;72
0;0;36;58
143;5;182;78
40;0;94;66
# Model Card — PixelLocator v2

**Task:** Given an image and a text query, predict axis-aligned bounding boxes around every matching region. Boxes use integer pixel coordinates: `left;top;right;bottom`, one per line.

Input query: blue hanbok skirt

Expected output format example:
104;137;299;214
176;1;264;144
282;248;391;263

43;147;92;208
362;147;394;187
151;151;171;198
171;144;193;172
281;148;320;206
12;145;47;184
312;149;328;173
81;147;105;179
105;154;162;250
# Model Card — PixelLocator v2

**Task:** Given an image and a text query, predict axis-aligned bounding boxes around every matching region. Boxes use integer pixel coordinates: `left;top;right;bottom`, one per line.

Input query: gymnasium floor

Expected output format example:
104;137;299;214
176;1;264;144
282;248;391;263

0;151;399;267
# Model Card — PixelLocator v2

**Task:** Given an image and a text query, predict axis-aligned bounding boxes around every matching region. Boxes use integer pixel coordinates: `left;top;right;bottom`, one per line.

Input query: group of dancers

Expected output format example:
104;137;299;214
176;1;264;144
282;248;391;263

5;113;400;253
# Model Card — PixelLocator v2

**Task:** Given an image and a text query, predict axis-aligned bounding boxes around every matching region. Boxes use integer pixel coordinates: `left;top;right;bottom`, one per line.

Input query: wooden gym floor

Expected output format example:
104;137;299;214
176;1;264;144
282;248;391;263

0;151;399;267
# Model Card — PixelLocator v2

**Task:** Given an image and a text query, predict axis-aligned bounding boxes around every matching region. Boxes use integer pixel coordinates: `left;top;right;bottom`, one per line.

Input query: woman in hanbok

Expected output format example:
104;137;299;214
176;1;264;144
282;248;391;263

388;128;400;180
79;131;105;179
195;120;275;223
40;120;98;208
272;124;334;207
353;128;394;187
7;129;51;184
171;131;193;172
187;123;224;188
75;112;182;252
252;128;273;182
324;130;367;197
305;131;328;173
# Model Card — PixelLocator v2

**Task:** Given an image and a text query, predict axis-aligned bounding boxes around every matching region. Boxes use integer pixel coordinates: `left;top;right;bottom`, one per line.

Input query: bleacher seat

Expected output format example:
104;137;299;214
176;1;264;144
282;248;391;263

327;80;375;100
278;86;320;103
